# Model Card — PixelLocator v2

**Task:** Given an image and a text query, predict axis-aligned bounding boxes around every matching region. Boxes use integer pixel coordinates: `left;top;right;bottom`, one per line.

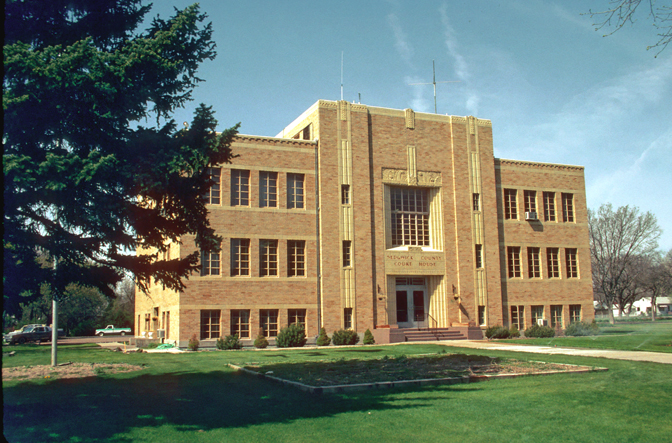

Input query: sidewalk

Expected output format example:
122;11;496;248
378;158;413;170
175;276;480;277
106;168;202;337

440;340;672;364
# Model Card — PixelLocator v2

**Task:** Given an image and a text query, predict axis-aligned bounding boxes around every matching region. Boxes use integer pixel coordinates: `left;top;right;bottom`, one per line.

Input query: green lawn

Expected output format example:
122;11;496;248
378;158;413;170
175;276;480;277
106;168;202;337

3;342;672;443
500;320;672;352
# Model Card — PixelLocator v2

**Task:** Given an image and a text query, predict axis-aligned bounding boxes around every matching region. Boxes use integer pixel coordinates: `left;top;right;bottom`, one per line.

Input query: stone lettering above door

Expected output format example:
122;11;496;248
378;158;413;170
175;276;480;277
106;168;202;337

385;251;445;275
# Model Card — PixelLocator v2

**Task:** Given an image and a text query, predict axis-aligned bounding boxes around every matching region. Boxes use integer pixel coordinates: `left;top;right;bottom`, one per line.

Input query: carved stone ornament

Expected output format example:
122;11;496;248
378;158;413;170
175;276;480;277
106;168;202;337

339;101;349;121
382;168;442;187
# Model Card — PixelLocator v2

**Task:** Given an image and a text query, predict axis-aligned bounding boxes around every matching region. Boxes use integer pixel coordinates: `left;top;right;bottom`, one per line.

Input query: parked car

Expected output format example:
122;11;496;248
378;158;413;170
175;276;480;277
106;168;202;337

95;325;132;336
5;325;63;345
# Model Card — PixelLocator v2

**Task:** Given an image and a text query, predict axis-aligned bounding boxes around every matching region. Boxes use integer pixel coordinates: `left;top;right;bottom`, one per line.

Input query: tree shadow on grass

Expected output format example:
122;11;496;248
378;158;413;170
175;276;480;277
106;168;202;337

3;369;477;442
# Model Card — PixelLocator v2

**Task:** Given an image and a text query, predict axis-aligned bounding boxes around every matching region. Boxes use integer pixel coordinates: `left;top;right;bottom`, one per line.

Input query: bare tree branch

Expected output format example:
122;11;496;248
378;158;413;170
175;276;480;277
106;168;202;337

587;0;672;56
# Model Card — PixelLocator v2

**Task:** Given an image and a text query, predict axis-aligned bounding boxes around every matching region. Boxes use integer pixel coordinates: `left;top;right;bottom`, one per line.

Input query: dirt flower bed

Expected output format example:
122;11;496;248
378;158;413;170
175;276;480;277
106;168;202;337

244;354;596;387
2;363;144;381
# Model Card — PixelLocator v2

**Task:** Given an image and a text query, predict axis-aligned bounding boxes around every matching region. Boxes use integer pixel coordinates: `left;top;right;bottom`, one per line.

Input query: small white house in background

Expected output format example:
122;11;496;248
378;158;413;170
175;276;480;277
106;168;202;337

601;297;672;317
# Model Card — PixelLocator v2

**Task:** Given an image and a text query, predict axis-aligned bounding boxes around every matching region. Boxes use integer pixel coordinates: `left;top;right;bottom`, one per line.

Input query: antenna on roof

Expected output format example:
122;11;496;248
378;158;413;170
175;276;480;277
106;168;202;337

340;51;344;101
409;60;460;114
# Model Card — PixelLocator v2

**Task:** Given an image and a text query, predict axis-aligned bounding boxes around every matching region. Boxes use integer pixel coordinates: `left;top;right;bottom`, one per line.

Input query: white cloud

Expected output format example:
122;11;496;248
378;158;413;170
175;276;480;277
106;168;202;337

387;13;414;65
438;4;479;116
439;5;469;82
405;75;431;113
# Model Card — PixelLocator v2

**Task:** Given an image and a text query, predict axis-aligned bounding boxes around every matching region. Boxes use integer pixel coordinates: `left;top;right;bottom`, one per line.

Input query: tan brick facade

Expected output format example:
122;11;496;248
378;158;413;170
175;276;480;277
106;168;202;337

135;100;593;347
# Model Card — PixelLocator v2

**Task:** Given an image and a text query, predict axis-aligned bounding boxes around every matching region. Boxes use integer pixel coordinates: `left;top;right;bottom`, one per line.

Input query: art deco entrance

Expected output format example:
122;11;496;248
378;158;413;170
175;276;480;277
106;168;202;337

395;277;428;328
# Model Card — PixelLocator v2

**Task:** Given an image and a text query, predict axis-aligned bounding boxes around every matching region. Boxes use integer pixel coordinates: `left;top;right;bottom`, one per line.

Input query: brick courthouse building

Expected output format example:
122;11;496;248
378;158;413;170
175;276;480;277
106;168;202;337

135;100;594;347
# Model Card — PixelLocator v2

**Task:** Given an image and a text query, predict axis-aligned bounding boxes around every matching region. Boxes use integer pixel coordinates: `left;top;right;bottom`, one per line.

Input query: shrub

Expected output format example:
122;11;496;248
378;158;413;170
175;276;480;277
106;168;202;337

276;323;307;348
363;328;375;345
332;329;360;346
253;329;269;348
217;334;243;350
509;326;521;338
524;324;556;338
188;334;199;351
485;325;510;339
316;327;331;346
565;321;600;336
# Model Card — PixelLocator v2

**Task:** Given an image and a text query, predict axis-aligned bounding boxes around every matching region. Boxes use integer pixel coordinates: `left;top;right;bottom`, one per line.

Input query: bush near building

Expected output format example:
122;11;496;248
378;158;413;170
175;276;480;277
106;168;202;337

276;323;307;348
565;321;600;336
524;325;556;338
217;334;243;350
332;329;360;346
316;328;331;346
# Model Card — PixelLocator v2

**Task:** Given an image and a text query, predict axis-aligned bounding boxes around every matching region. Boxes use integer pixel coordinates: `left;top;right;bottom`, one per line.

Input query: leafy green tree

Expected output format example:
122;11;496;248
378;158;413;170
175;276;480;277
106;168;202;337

19;283;108;336
3;0;238;314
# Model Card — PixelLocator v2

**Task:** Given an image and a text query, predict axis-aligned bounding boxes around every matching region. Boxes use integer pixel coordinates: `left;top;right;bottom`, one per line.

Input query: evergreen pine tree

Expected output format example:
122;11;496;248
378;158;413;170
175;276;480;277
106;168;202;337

3;0;238;313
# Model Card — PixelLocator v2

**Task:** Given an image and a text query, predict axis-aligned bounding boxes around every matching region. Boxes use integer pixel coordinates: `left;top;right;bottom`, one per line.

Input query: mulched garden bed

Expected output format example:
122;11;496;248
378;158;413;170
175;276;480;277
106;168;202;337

235;353;606;393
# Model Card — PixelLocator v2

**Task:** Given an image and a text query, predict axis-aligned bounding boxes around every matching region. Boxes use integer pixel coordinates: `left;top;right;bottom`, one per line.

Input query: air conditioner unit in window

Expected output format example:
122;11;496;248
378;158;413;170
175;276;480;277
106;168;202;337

525;211;538;220
536;319;548;326
157;329;166;339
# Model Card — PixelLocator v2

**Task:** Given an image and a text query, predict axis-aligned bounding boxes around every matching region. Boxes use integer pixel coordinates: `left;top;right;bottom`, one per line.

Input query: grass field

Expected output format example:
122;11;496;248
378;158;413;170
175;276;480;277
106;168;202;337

500;320;672;352
3;338;672;443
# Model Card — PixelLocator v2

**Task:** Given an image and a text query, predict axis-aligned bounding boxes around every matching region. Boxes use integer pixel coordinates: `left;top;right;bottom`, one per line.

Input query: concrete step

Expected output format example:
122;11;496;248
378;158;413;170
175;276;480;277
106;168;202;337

401;328;467;342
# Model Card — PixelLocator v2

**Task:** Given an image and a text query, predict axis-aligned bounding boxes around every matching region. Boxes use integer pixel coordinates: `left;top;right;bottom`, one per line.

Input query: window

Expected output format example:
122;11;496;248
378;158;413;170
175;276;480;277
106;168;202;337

259;171;278;208
478;306;486;326
569;305;582;323
231;169;250;206
344;307;353;329
231;239;250;276
562;193;574;222
473;193;480;211
547;248;560;278
288;309;306;327
475;244;483;269
504;189;518;220
341;184;350;205
144;314;150;332
204;168;220;204
342;240;352;267
390;187;430;247
511;305;525;330
287;240;306;277
531;305;544;325
201;249;220;276
260;240;278;277
524;190;537;213
230;310;250;338
551;305;563;328
260;309;279;337
287;173;305;209
543;192;556;222
507;246;521;278
527;247;541;278
200;310;221;340
565;248;578;278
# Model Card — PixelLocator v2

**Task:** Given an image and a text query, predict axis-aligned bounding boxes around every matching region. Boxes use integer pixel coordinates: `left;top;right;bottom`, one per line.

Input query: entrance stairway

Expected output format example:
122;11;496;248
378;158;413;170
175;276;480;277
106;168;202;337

400;328;467;342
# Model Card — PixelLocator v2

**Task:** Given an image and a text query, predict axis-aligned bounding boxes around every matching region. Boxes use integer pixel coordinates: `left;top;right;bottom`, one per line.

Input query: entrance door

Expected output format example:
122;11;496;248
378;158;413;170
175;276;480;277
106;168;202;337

396;287;427;328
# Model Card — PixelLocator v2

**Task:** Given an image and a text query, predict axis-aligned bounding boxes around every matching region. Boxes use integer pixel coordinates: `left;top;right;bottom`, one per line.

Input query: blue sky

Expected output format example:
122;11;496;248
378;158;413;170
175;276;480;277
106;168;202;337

148;0;671;250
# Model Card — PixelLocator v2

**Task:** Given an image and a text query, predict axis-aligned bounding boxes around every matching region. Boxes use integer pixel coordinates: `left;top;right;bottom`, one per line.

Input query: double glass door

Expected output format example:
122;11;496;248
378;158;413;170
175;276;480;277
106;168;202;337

396;286;426;328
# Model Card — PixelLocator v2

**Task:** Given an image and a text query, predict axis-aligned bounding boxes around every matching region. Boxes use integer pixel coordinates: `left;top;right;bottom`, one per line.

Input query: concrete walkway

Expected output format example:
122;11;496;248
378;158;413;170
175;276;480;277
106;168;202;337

439;340;672;364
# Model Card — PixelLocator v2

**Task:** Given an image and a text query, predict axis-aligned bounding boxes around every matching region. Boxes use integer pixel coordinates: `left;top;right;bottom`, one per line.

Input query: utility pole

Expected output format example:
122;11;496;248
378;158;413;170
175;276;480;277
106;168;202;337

51;256;58;367
409;60;460;114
